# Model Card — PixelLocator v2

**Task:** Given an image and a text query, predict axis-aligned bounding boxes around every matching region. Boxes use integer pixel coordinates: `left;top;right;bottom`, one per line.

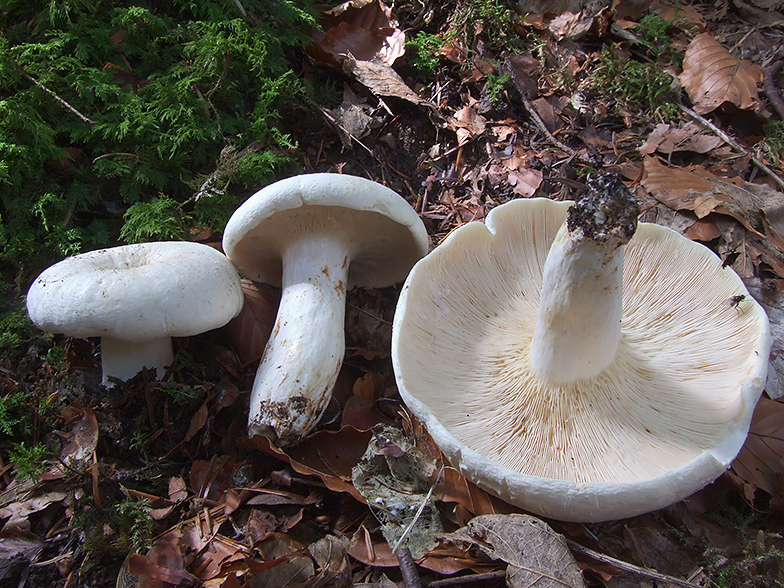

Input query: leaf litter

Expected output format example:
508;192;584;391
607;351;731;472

8;0;784;587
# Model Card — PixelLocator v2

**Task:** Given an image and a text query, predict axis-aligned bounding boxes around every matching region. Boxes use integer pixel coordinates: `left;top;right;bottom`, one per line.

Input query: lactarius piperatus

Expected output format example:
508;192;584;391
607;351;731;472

392;172;770;522
26;242;244;386
223;173;428;446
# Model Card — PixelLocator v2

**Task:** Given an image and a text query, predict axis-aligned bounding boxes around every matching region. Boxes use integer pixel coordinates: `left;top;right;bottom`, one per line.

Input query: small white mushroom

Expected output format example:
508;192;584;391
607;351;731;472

222;173;428;446
27;242;244;385
392;172;771;522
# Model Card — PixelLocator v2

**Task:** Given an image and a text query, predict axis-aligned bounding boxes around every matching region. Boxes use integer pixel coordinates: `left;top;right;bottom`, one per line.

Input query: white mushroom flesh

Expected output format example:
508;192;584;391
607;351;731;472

247;233;348;440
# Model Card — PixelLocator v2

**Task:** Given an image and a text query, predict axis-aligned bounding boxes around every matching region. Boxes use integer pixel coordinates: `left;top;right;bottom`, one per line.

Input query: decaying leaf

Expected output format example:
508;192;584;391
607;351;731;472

309;0;405;68
223;280;279;366
441;514;586;588
342;53;426;106
352;425;442;559
732;397;784;505
640;122;724;155
680;33;762;114
244;426;371;502
129;529;199;588
56;405;98;468
641;156;784;277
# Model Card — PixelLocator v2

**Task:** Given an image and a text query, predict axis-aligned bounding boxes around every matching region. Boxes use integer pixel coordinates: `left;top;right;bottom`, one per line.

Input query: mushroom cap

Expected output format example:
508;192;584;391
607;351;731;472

222;173;429;288
27;242;244;342
392;198;771;522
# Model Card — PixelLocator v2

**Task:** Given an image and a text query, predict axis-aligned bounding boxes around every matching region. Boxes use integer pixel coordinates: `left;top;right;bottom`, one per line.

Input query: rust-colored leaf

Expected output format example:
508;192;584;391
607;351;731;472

223;280;279;366
732;397;784;505
309;0;405;68
243;427;372;503
680;33;762;114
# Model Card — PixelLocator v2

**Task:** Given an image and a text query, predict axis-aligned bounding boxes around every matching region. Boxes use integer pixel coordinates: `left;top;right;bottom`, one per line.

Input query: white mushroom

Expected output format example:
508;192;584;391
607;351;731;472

392;173;771;522
27;242;244;385
222;173;428;446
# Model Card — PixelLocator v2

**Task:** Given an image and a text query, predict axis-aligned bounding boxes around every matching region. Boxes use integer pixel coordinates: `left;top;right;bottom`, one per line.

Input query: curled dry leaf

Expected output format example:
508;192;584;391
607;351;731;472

731;397;784;506
642;156;784;277
309;0;405;68
56;405;98;468
680;33;762;114
640;122;723;155
223;280;279;366
243;426;371;503
441;514;586;588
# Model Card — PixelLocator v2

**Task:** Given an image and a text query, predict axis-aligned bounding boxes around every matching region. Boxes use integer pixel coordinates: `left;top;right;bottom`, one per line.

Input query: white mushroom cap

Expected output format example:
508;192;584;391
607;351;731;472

392;197;771;522
27;242;244;384
222;173;428;445
222;173;430;289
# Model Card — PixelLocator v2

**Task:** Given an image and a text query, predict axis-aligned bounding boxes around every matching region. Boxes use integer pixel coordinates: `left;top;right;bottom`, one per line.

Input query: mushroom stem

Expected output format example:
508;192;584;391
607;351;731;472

100;335;173;386
247;235;349;445
530;173;639;384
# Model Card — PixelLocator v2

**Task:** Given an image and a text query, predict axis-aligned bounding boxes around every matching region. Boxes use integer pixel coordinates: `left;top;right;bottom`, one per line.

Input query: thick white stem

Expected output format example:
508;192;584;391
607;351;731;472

530;225;625;383
247;235;349;445
100;336;173;386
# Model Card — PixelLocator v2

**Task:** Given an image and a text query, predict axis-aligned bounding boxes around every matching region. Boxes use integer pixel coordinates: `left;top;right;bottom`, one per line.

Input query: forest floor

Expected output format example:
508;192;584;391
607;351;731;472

4;0;784;586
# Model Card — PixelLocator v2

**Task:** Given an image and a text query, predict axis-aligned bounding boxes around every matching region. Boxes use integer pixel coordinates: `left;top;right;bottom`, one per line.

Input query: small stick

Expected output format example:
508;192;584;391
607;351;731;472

764;59;784;121
566;539;705;588
397;546;424;588
502;56;590;163
679;104;784;191
428;571;507;587
21;72;95;126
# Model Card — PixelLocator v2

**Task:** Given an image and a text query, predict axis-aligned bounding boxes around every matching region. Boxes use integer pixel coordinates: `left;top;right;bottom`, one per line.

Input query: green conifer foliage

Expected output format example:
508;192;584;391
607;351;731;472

0;0;316;291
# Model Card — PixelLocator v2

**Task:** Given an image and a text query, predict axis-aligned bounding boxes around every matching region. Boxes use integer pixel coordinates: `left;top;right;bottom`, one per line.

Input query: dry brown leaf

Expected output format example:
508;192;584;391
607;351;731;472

732;397;784;504
680;33;762;114
129;530;199;588
639;122;723;155
309;0;404;67
548;10;594;41
56;405;98;467
450;105;487;146
441;514;586;588
342;53;428;107
243;427;371;503
223;280;279;366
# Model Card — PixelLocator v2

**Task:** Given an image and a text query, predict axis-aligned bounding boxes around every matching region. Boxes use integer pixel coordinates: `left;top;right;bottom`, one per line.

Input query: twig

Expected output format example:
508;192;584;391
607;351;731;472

764;59;784;121
566;539;706;588
679;104;784;191
397;546;424;588
392;465;443;552
21;71;95;126
428;571;507;587
502;56;590;164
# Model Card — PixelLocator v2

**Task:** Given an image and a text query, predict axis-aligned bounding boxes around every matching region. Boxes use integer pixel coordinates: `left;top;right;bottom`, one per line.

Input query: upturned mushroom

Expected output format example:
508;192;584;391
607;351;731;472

27;242;244;385
392;172;771;522
222;173;428;446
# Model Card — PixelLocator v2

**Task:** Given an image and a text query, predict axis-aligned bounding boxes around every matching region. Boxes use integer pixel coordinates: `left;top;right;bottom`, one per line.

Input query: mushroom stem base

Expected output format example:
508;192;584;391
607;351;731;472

100;336;173;386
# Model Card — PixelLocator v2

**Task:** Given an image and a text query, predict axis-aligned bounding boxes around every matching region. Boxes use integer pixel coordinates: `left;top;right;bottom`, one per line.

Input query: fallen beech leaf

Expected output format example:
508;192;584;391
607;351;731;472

309;0;405;67
640;122;723;155
223;280;279;366
680;33;762;114
442;514;586;588
309;535;352;586
732;397;784;504
184;402;209;442
129;530;199;588
451;105;487;146
243;427;371;503
57;405;98;467
343;53;426;105
548;10;594;41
